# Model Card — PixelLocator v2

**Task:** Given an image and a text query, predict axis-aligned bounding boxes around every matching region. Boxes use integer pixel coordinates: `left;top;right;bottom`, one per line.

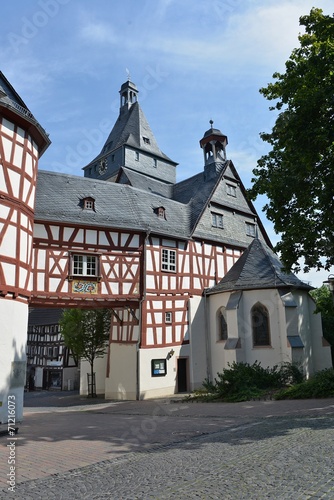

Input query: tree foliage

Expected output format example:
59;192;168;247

310;285;334;365
249;8;334;272
60;308;111;396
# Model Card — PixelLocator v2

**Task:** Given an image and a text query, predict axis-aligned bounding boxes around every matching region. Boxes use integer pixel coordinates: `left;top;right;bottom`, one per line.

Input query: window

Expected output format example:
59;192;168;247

218;307;228;341
83;198;94;210
211;212;224;228
111;154;115;162
135;151;139;161
246;222;256;237
165;312;172;323
226;183;237;197
252;303;271;347
71;254;99;277
155;206;165;219
143;137;150;144
153;158;157;167
161;248;177;272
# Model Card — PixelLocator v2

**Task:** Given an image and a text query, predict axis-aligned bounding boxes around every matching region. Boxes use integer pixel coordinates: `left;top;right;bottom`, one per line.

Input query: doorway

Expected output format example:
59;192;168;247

177;357;188;393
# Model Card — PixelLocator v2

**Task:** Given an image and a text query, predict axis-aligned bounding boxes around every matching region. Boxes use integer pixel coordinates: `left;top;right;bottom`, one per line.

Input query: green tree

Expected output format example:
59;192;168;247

60;308;111;397
310;285;334;366
249;8;334;272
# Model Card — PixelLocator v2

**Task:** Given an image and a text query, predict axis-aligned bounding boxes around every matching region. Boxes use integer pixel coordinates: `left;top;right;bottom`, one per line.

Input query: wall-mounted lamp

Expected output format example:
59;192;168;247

324;274;334;291
323;274;334;303
166;349;175;360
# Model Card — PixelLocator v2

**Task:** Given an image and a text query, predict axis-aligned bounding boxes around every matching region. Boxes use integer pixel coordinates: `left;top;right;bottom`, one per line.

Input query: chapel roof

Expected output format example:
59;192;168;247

206;238;311;294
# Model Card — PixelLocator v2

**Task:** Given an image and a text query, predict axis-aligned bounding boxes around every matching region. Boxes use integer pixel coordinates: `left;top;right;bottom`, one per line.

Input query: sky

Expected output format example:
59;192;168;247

1;0;333;287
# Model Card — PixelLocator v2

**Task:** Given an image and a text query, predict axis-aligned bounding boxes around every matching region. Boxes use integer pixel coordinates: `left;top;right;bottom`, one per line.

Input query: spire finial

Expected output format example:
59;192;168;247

209;119;214;129
126;68;131;81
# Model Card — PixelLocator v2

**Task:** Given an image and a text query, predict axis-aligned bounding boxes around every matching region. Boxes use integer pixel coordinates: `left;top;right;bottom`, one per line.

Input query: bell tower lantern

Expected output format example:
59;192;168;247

199;120;228;180
119;79;138;114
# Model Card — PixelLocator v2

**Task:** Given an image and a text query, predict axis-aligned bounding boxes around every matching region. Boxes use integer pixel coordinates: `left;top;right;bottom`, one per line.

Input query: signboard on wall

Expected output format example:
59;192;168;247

151;359;167;377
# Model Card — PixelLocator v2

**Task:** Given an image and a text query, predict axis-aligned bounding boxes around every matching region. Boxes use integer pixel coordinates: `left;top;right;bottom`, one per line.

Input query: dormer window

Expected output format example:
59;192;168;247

143;137;150;144
82;197;95;210
154;206;166;219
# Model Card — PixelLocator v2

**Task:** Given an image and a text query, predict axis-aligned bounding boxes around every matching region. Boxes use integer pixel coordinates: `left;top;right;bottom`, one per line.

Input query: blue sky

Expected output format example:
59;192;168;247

1;0;333;286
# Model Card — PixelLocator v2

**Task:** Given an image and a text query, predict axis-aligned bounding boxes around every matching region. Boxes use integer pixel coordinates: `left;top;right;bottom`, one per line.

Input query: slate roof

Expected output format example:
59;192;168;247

0;71;50;155
87;101;176;167
35;170;191;239
28;307;63;326
206;238;312;294
118;167;173;198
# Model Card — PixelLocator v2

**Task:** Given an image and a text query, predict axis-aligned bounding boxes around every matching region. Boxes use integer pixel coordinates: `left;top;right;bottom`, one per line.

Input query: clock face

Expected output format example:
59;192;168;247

98;159;107;175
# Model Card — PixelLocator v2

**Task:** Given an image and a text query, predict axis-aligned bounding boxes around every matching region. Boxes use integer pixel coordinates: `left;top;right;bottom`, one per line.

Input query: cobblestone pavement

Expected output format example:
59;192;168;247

0;392;334;499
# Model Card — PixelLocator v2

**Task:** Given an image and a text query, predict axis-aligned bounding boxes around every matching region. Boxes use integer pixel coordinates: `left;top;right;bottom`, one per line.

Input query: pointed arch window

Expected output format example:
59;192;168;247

251;303;271;347
218;306;228;341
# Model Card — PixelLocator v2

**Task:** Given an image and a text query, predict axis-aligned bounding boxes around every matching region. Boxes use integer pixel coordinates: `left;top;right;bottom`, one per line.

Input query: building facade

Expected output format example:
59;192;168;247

27;308;79;391
0;73;331;420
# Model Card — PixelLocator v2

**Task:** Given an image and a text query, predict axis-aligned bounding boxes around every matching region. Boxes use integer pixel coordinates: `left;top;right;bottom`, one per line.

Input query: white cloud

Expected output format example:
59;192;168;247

79;21;118;44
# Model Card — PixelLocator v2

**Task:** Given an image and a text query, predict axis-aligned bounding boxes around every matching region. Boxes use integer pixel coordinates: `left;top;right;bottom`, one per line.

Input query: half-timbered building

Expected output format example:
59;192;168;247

27;308;79;391
0;73;331;420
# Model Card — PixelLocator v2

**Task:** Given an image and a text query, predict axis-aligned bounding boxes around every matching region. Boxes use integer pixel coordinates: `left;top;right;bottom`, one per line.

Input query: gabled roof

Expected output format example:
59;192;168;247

173;169;219;229
206;238;311;294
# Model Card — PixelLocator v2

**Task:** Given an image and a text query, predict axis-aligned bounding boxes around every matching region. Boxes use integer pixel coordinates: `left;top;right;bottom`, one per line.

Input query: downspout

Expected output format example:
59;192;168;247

203;289;212;382
188;298;193;391
136;230;150;400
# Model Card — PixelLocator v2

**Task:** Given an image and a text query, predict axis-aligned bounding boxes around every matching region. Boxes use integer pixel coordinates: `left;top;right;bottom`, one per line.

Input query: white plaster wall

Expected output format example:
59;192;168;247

304;293;332;374
34;367;43;388
208;287;333;382
188;295;208;389
139;344;190;399
208;293;229;379
0;301;28;423
63;367;80;391
105;343;137;400
238;289;287;368
209;289;293;377
80;354;107;396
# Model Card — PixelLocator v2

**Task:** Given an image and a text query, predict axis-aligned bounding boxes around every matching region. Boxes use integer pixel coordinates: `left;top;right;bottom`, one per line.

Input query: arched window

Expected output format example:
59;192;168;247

217;307;228;341
251;303;270;347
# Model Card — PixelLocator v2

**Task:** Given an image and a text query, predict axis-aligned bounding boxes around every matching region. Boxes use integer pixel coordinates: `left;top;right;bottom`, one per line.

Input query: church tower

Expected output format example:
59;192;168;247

83;79;177;184
0;72;50;423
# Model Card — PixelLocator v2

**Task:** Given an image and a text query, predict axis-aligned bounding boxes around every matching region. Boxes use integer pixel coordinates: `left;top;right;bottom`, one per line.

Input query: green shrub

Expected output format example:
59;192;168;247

275;368;334;400
193;361;304;403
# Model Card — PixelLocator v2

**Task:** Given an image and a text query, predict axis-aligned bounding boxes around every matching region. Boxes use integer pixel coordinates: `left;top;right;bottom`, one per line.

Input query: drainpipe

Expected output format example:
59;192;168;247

203;289;212;382
136;230;150;400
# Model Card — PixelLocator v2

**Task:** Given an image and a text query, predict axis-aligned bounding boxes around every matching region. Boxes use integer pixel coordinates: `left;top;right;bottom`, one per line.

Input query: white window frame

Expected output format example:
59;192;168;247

165;312;172;323
161;248;177;273
211;212;224;228
71;254;99;277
